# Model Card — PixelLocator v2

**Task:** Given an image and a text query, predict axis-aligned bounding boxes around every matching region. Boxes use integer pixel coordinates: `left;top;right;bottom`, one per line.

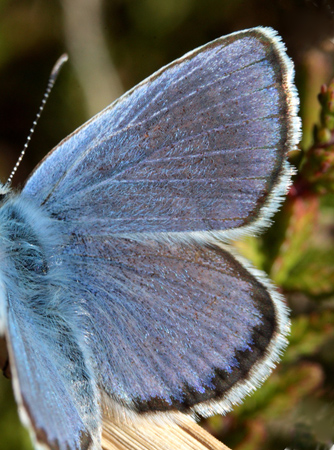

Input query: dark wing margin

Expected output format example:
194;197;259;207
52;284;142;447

23;27;300;241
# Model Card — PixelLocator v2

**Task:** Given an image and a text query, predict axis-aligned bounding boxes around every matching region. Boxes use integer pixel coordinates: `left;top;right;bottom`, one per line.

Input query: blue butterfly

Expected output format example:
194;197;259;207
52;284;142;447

0;27;300;450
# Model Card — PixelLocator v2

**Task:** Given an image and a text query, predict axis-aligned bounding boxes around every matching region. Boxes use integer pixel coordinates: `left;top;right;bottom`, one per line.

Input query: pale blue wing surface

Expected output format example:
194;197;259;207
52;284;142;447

7;305;98;450
0;198;100;450
17;28;296;418
59;235;286;414
23;28;298;236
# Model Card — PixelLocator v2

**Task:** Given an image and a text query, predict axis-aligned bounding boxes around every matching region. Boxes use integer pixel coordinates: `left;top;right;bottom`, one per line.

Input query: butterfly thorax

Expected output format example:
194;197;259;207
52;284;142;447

0;192;70;337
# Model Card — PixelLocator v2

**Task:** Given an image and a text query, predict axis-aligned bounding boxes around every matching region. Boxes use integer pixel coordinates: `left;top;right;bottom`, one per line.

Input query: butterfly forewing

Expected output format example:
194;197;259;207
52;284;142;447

23;28;298;240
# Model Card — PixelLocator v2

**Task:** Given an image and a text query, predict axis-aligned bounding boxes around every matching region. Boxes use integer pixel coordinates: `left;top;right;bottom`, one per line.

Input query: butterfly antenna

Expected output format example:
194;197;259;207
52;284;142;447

6;53;69;186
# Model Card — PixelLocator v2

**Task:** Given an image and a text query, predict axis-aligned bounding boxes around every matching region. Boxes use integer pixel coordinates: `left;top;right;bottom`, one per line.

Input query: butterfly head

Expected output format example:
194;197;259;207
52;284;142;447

0;183;11;199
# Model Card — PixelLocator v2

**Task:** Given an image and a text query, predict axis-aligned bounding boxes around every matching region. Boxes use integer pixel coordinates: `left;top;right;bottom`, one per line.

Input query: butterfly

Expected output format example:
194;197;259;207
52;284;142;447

0;27;300;450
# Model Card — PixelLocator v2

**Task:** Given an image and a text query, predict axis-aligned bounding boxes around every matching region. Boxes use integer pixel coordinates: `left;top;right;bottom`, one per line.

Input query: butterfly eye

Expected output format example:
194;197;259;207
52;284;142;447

0;186;10;202
0;336;10;379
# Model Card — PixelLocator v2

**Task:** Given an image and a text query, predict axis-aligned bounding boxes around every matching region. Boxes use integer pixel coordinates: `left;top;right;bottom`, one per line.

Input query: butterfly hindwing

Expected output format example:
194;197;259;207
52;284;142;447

59;235;288;416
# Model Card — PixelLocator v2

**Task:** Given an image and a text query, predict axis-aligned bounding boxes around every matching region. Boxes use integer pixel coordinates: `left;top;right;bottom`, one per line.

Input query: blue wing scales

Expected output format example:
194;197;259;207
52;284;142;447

7;303;99;450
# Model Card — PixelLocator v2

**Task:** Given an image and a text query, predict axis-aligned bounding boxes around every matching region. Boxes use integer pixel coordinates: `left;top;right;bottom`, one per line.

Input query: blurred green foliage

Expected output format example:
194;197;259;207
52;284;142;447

0;1;334;450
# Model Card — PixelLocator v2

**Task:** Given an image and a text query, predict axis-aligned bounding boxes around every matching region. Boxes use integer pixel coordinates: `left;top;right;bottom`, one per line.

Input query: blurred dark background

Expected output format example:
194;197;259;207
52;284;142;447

0;1;334;449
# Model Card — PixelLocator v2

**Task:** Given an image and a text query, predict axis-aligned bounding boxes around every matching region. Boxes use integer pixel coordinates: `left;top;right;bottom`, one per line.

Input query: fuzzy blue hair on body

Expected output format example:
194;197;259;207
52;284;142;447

0;186;100;450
